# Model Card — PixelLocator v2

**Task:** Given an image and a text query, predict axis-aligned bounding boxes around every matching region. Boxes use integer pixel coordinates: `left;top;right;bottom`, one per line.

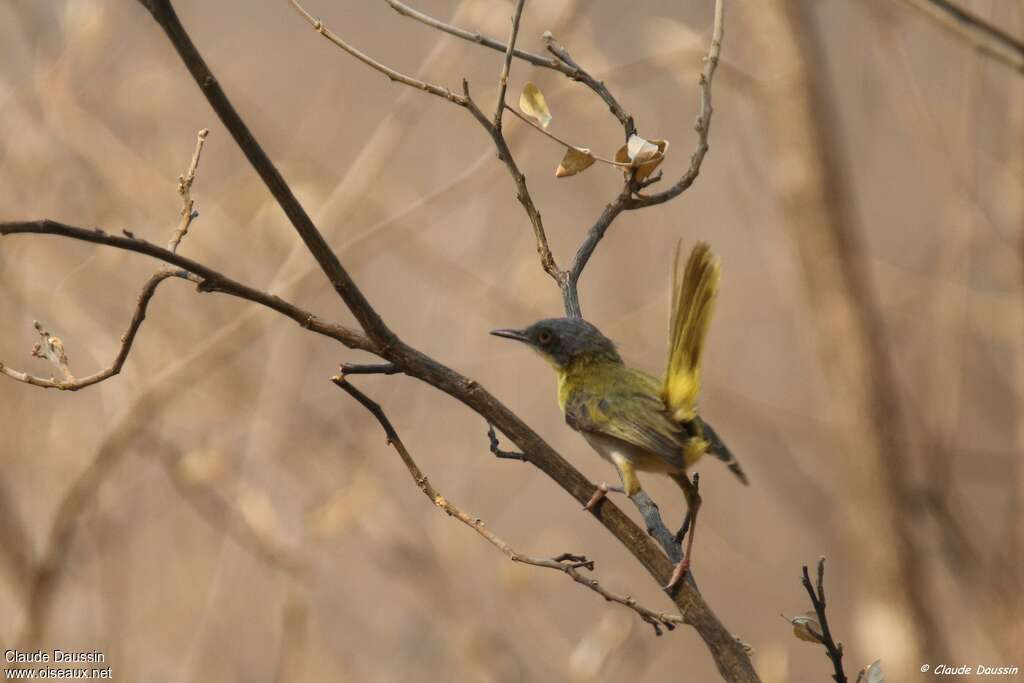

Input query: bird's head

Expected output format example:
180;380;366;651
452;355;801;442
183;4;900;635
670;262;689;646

491;318;621;371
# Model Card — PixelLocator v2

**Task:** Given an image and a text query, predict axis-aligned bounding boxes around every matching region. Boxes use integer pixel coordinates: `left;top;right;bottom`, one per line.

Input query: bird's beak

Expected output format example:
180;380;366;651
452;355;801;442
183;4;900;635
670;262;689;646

490;328;530;343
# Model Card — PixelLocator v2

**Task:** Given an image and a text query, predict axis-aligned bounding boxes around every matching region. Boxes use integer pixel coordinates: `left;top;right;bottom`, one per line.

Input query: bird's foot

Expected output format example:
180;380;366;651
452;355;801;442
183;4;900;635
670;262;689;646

584;482;625;511
664;557;691;591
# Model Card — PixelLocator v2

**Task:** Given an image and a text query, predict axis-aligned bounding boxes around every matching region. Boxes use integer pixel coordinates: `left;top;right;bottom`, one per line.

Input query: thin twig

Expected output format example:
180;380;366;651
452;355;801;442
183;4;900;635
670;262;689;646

142;0;395;346
288;0;466;105
493;0;526;127
541;31;635;138
627;0;724;209
0;221;374;353
801;557;848;683
385;1;635;136
461;81;561;283
487;424;527;462
503;105;630;167
896;0;1024;73
385;0;562;70
0;272;175;390
168;128;210;252
332;375;683;635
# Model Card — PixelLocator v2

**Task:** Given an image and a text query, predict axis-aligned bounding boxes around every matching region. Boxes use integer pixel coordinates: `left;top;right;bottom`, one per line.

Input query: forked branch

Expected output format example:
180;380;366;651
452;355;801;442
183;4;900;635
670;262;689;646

332;375;684;636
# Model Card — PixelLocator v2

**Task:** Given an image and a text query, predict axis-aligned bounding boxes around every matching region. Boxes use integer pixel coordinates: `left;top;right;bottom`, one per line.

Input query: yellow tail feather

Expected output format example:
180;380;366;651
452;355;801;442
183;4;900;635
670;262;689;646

663;241;720;422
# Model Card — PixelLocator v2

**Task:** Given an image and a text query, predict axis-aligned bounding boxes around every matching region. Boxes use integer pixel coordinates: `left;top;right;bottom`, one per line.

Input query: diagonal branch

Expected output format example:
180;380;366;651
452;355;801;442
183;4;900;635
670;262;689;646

540;31;635;138
0;220;374;353
288;0;466;105
896;0;1024;74
332;375;684;636
120;4;762;678
385;0;635;137
139;0;394;346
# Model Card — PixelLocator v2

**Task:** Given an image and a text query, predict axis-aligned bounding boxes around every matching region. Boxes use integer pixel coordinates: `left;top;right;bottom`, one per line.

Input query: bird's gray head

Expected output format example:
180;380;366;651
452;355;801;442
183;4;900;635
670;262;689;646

491;318;621;369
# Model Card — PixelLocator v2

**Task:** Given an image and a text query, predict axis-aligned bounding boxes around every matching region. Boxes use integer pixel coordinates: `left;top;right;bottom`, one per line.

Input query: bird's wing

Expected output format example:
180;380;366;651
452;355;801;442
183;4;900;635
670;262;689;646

564;384;685;470
664;241;720;422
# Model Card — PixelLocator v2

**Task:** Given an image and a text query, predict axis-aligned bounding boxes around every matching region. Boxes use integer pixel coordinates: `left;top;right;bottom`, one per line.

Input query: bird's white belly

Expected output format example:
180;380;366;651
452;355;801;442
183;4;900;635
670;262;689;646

580;432;678;474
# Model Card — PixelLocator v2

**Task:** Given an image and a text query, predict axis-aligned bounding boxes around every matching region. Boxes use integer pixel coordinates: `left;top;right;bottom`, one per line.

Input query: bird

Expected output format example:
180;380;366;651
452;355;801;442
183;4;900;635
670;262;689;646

491;241;746;588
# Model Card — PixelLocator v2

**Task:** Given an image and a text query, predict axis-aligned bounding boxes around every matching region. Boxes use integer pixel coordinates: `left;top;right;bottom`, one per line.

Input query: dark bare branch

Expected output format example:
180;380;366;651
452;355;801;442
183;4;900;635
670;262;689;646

333;375;683;635
486;424;527;462
801;558;848;683
139;0;394;346
115;4;762;677
0;220;375;353
340;362;401;376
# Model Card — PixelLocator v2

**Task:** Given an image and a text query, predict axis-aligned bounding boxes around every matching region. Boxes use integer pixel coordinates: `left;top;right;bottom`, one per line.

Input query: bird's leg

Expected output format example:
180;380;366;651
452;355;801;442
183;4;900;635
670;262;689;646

584;482;626;510
666;472;701;590
585;457;639;511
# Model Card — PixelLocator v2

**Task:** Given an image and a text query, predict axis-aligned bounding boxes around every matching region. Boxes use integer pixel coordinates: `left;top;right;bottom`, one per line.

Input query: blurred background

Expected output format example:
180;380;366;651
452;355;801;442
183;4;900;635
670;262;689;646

1;0;1021;680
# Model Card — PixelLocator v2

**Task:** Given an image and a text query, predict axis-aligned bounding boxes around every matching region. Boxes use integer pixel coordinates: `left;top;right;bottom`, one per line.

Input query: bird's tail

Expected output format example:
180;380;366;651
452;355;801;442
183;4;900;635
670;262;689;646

698;417;748;485
663;241;720;423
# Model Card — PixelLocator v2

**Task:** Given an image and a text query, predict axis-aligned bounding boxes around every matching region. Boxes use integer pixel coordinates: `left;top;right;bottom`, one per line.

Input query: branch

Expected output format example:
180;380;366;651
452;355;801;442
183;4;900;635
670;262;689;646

896;0;1024;74
492;0;526;127
540;31;635;138
139;0;395;346
285;0;559;294
168;127;210;252
2;131;214;391
0;272;175;390
332;375;683;635
503;105;630;167
486;423;527;462
0;220;374;353
460;81;560;282
287;0;466;105
339;362;401;376
385;1;635;136
626;0;723;209
125;4;761;677
800;558;848;683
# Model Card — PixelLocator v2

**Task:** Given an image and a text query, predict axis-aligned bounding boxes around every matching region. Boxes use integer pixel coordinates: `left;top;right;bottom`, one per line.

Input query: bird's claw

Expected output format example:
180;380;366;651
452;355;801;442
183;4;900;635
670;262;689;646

664;557;691;590
584;482;623;511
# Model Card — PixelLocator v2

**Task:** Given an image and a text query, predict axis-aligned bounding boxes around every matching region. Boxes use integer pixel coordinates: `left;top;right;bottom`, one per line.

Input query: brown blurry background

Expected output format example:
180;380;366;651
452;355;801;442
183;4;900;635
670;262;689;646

1;1;1022;681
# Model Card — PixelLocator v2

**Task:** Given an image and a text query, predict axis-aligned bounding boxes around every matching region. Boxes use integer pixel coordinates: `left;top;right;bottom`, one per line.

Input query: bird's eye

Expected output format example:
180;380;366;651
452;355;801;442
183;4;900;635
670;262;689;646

538;330;552;345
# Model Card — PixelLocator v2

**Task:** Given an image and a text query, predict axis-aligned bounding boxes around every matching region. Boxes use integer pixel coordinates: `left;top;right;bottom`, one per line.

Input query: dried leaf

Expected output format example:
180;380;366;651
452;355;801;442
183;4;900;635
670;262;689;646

627;134;660;164
519;82;552;129
635;139;669;182
784;611;823;644
555;147;596;177
864;659;884;683
614;134;669;182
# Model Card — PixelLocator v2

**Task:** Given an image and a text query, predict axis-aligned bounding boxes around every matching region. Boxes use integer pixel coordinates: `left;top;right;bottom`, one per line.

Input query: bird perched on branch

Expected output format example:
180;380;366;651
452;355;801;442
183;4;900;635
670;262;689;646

491;241;746;588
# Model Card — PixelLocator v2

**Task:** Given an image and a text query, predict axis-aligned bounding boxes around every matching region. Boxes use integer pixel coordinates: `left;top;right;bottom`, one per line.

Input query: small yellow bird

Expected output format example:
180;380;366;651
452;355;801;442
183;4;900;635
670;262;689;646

492;241;746;587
